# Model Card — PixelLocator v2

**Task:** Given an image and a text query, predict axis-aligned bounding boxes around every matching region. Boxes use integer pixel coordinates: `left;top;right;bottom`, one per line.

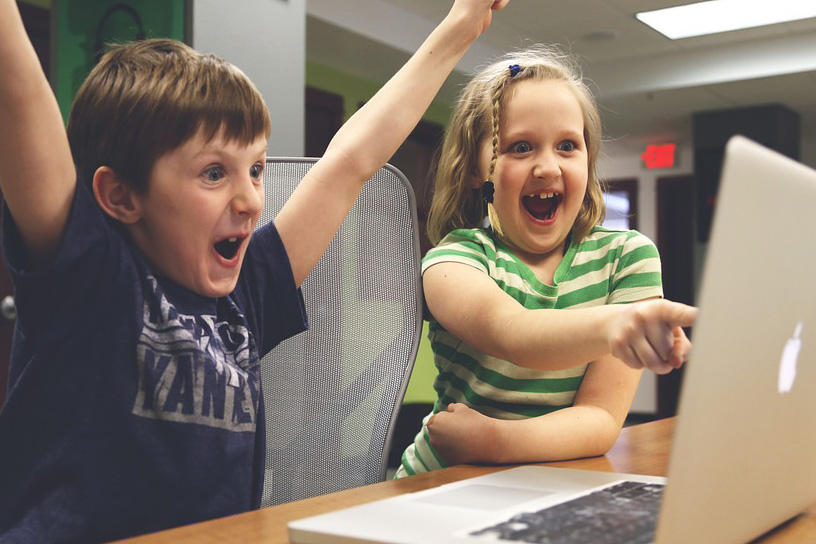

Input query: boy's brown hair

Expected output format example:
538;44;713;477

67;39;271;194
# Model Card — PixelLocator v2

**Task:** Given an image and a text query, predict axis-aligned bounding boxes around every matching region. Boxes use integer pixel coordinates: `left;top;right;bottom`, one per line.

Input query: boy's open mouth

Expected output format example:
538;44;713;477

523;192;562;221
214;237;243;260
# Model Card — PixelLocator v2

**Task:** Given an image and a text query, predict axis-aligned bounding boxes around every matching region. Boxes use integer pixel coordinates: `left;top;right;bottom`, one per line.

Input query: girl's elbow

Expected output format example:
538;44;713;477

592;422;623;456
577;411;624;457
591;435;618;457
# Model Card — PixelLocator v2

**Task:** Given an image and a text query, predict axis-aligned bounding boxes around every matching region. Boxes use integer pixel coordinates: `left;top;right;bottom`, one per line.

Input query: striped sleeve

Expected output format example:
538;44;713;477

421;229;492;276
607;230;663;304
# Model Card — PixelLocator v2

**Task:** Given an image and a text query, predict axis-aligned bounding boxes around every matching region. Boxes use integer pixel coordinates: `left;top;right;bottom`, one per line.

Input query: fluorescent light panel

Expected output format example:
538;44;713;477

636;0;816;40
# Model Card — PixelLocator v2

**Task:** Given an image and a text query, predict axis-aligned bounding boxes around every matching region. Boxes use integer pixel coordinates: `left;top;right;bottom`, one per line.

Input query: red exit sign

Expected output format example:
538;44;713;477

641;143;677;169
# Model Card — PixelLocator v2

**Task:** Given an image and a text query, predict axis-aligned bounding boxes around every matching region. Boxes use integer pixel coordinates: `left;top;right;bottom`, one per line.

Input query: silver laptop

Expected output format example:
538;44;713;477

288;136;816;544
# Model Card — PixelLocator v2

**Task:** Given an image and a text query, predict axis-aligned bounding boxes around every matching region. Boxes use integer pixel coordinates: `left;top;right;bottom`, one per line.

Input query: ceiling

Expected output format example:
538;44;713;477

306;0;816;155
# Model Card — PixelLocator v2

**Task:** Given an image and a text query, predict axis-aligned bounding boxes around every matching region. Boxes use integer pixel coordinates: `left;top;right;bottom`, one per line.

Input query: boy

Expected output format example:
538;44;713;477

0;0;509;542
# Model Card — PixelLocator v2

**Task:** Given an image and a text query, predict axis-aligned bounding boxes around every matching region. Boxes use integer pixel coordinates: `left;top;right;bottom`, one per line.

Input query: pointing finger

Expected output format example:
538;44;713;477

666;302;698;328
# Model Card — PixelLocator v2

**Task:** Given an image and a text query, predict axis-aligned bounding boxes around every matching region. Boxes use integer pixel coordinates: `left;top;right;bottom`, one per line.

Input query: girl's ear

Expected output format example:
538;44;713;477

469;171;484;189
469;148;489;189
469;161;487;189
92;166;142;224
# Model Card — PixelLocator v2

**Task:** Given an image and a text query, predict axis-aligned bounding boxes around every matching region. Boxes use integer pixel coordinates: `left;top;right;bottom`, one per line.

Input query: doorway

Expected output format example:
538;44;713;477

656;174;696;418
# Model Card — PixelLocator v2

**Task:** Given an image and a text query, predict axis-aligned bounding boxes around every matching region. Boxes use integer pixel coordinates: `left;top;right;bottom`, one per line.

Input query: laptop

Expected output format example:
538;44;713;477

288;136;816;544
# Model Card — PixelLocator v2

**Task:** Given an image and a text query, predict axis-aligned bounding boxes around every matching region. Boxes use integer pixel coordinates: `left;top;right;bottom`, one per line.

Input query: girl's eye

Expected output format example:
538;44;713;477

203;166;225;183
557;140;577;152
250;163;263;181
510;142;532;154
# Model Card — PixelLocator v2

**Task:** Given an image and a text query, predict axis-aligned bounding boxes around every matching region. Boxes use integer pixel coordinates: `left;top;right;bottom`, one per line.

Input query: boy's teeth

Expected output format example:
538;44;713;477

228;237;237;242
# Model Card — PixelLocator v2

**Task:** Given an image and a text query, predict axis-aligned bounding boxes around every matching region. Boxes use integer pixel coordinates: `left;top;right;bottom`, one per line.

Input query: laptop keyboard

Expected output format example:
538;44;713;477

470;480;664;544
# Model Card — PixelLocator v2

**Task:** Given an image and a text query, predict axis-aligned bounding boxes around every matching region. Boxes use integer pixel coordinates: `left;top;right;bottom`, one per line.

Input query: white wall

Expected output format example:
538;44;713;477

189;0;305;156
597;141;695;414
802;138;816;168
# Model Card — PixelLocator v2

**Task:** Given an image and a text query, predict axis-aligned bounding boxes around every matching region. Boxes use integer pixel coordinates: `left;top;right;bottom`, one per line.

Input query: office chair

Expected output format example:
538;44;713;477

257;158;422;507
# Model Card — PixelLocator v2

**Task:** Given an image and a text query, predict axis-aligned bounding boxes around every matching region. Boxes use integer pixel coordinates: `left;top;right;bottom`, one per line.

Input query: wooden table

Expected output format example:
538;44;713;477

112;418;816;543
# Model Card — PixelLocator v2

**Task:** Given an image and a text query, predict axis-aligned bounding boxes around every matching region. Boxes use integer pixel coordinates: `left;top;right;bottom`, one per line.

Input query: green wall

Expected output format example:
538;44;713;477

402;322;436;404
306;59;451;127
54;0;186;121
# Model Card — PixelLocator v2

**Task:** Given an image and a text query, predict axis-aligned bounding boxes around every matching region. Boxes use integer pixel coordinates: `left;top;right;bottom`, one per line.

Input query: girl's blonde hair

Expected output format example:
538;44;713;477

426;45;605;245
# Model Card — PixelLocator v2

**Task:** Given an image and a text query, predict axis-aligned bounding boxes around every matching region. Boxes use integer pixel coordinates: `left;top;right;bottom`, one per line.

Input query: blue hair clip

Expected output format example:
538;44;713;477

508;64;522;77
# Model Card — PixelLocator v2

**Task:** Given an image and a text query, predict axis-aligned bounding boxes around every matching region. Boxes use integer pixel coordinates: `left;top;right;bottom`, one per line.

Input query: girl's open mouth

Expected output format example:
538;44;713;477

214;237;243;260
523;192;562;221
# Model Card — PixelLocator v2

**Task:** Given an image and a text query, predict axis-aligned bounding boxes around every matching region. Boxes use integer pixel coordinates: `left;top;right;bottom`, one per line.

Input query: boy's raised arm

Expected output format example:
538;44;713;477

275;0;509;287
0;0;77;269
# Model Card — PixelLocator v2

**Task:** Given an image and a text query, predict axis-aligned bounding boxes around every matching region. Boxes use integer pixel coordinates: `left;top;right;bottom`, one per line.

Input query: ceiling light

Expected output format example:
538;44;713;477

636;0;816;40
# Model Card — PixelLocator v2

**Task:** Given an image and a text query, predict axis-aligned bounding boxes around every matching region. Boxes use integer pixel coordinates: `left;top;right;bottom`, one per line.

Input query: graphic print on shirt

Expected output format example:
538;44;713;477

132;275;260;431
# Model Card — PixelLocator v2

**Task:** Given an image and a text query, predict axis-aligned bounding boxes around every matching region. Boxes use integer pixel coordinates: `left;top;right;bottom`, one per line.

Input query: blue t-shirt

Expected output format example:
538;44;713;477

0;184;307;544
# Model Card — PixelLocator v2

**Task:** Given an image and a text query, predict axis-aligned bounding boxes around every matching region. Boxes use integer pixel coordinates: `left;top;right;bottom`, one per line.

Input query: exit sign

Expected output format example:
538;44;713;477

641;143;677;169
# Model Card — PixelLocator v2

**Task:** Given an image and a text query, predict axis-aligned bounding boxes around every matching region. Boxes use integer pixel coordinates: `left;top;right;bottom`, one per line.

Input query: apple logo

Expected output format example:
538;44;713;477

778;322;803;394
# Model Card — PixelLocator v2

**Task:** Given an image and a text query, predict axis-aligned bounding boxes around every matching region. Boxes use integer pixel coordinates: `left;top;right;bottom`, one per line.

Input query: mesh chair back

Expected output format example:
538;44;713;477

257;158;422;507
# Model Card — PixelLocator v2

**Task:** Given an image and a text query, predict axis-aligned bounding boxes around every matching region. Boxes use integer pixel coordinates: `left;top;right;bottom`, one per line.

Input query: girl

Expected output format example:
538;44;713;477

396;45;696;477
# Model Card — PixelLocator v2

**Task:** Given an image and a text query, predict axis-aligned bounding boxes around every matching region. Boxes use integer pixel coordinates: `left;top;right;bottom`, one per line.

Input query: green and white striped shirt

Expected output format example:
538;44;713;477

395;226;663;477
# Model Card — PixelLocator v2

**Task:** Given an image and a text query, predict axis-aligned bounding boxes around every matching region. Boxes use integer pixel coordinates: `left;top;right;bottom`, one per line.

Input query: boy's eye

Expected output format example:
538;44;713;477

250;163;263;180
203;166;225;183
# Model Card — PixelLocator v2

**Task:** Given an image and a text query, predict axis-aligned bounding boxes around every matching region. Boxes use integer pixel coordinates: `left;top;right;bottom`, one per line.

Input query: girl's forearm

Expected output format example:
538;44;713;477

485;405;623;464
496;305;621;370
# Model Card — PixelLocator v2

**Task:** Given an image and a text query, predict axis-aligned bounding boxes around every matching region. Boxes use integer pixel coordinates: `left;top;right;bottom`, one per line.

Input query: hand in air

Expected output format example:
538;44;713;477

451;0;510;36
608;299;697;375
427;403;496;466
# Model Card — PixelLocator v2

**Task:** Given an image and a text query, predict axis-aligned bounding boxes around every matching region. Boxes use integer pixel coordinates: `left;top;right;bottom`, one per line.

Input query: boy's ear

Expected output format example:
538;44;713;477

92;166;142;224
